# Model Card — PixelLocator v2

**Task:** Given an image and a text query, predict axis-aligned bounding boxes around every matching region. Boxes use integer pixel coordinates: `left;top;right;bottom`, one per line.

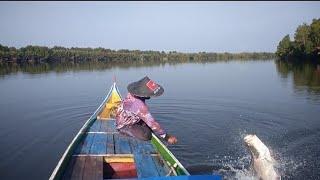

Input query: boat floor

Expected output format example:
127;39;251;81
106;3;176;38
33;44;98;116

61;119;171;180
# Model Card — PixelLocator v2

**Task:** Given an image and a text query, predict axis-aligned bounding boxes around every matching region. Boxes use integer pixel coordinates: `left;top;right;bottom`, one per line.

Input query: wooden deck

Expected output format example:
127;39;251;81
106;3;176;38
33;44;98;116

61;119;171;180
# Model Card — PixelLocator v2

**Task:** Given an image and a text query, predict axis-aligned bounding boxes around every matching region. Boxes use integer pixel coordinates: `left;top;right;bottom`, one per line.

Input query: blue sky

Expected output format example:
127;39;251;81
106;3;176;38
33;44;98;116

0;1;320;53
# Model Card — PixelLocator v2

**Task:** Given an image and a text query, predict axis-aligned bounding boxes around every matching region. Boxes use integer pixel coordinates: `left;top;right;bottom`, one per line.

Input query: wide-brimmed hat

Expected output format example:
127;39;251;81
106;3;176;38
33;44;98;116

127;76;164;97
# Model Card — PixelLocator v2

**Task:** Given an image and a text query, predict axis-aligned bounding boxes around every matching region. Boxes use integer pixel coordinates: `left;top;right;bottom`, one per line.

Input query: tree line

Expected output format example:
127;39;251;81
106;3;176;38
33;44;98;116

0;44;274;66
276;18;320;62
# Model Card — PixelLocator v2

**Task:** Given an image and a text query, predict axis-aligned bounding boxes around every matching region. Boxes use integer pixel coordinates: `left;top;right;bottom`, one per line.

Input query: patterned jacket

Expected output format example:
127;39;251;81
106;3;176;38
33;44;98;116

115;93;166;138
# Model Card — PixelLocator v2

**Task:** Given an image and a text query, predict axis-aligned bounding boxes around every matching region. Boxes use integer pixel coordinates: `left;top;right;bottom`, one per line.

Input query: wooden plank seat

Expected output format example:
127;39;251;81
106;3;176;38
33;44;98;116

62;155;169;179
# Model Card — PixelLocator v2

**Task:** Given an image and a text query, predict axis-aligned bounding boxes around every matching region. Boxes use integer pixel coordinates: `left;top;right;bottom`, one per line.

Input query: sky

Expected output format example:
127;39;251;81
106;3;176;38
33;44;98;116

0;1;320;53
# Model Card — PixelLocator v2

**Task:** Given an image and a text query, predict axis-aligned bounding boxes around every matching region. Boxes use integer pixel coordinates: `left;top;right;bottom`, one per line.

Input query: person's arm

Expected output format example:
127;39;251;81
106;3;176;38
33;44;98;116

137;104;166;137
136;102;177;144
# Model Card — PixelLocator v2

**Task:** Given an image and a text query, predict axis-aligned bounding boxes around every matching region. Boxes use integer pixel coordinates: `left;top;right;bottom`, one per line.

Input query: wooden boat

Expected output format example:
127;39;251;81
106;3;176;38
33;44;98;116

50;81;221;180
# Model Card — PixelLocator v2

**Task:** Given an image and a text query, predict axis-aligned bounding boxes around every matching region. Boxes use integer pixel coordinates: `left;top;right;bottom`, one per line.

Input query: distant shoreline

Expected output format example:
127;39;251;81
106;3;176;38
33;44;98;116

0;44;275;66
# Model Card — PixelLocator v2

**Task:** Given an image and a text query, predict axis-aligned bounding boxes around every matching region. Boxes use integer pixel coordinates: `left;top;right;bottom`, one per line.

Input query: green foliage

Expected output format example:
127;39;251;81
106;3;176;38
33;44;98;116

276;18;320;61
276;35;293;59
310;18;320;49
0;44;275;66
295;23;313;54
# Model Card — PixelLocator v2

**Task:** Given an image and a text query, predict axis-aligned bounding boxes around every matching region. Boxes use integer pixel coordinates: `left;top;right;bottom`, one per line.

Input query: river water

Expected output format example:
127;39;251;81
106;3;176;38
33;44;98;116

0;60;319;179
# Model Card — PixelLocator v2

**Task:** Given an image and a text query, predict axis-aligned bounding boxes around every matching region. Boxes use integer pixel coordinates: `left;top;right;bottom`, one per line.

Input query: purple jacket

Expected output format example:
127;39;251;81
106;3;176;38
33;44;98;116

115;93;166;138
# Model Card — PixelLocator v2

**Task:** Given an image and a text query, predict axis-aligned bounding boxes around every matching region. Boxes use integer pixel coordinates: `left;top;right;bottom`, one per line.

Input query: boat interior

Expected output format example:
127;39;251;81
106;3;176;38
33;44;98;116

60;87;176;180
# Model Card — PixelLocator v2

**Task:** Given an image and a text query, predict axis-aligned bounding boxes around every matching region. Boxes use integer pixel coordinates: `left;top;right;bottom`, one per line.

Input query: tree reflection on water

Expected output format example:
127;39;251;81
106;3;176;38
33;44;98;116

0;61;167;75
0;59;270;76
275;60;320;101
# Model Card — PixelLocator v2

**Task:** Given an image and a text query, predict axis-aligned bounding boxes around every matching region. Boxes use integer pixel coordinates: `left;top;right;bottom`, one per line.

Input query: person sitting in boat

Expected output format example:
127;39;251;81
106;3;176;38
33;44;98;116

115;76;177;144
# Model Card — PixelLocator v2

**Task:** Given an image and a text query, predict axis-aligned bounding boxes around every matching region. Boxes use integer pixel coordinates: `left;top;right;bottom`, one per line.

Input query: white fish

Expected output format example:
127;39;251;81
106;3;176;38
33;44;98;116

244;134;281;180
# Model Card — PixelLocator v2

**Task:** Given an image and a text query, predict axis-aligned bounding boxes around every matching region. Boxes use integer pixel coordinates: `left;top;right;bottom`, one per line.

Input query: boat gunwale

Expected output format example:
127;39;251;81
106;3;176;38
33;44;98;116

151;134;190;175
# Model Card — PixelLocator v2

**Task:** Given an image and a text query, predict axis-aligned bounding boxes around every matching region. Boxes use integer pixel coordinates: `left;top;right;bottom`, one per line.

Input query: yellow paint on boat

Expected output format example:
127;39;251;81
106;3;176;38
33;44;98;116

104;155;134;163
98;87;122;119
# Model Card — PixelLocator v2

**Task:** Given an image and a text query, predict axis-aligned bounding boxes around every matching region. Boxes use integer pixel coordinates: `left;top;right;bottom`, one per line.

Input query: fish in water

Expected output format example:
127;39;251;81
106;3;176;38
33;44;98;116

244;134;281;180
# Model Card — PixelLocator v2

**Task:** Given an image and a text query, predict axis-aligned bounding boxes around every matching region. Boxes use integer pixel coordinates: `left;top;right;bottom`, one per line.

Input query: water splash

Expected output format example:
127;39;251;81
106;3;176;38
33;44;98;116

209;154;257;180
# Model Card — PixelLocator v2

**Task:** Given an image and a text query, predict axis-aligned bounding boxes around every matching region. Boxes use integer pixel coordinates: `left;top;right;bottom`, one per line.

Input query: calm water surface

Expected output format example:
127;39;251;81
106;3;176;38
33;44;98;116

0;60;319;179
